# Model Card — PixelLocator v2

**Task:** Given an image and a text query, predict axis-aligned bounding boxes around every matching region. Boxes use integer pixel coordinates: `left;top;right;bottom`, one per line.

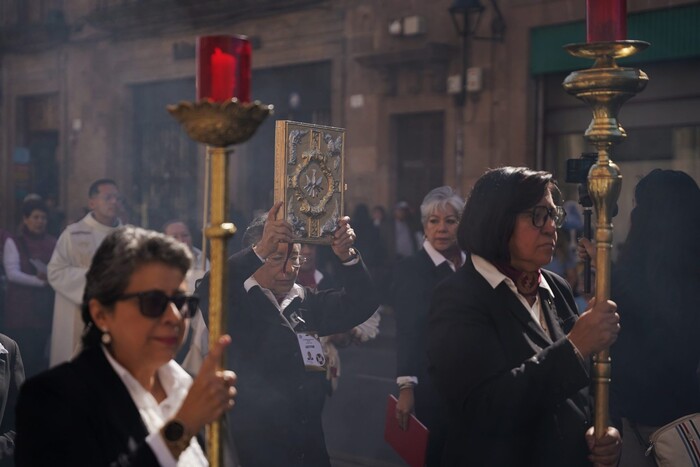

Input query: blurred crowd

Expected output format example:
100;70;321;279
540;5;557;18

0;166;698;467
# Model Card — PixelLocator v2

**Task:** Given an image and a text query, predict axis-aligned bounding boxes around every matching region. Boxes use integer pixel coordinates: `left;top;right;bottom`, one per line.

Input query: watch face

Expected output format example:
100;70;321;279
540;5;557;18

164;421;185;441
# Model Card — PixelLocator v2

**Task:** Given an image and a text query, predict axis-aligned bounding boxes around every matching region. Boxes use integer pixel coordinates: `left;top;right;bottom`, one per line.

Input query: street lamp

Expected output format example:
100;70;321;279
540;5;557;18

449;0;505;106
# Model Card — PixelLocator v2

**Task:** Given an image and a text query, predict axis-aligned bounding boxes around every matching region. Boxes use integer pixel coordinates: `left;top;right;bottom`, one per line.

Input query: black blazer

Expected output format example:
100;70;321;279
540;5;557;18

15;346;160;466
391;248;456;465
427;257;592;467
392;248;454;383
0;333;24;465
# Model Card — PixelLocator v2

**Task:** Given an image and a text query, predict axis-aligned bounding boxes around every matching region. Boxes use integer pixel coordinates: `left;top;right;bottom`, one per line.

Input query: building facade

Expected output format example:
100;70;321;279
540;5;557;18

1;0;698;243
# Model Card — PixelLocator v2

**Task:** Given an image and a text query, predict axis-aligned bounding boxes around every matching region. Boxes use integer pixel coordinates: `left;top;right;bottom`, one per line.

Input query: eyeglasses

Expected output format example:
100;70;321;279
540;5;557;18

522;205;567;229
115;290;199;319
265;255;308;270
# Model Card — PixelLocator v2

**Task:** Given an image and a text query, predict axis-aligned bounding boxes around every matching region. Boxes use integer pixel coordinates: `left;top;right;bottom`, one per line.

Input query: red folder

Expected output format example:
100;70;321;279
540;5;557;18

383;394;429;467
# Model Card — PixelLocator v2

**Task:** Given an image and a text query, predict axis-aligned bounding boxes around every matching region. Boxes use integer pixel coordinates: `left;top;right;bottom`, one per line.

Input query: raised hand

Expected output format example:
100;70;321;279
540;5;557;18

567;298;620;359
174;335;237;435
253;202;295;259
331;216;356;261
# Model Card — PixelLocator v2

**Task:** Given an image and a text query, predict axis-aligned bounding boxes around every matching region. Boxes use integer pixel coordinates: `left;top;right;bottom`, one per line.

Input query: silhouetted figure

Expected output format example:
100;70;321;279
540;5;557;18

605;170;699;466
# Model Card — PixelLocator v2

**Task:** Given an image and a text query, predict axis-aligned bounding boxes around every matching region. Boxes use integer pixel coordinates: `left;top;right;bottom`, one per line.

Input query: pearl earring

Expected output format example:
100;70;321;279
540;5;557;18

101;329;112;345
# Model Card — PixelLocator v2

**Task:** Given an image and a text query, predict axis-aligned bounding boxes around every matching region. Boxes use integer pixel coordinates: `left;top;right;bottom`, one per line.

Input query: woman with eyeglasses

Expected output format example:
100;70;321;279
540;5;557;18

427;167;622;467
15;226;237;466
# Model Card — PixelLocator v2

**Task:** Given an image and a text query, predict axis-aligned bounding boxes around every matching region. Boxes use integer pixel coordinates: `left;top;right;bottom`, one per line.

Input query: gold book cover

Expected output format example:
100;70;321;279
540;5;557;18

274;120;345;244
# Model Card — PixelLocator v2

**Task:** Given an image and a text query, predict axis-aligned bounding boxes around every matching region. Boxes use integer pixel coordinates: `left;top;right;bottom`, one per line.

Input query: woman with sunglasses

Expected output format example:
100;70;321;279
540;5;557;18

15;226;236;466
427;167;622;467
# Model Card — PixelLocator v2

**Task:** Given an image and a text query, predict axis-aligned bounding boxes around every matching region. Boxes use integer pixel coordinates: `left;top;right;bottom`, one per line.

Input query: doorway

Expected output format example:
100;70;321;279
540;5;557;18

393;111;445;210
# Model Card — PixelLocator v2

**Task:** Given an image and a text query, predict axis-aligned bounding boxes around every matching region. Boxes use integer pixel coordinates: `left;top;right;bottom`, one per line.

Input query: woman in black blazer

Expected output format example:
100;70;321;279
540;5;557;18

15;226;237;466
427;167;622;467
391;186;465;466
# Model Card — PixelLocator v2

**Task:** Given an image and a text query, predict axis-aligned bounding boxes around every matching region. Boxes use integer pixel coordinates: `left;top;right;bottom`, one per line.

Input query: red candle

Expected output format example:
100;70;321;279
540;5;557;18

197;35;252;102
586;0;627;42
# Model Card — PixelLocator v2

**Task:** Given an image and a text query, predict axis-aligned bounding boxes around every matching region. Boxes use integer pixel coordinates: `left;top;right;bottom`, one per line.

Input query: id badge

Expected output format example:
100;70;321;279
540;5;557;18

296;332;326;372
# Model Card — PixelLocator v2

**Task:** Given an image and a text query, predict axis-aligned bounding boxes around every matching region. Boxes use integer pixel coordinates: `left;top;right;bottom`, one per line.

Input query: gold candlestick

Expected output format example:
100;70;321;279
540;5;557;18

562;40;648;438
168;98;272;466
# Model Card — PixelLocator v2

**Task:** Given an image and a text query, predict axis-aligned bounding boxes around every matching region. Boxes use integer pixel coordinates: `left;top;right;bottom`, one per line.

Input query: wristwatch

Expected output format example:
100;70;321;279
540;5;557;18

161;419;191;458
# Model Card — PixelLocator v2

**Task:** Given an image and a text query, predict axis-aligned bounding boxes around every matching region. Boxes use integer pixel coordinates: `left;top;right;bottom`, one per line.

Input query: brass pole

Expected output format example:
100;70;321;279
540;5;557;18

588;145;620;437
167;98;272;466
563;41;648;438
201;150;211;270
204;145;236;467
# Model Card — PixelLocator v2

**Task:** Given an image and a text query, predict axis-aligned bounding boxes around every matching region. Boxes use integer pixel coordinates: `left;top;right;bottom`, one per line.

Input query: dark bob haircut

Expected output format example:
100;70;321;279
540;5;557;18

457;166;560;263
80;225;192;348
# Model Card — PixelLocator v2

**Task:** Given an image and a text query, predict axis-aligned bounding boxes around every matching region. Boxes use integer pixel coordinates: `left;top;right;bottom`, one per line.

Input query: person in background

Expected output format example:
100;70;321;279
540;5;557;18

48;179;122;367
0;333;24;467
392;201;418;261
371;204;394;305
428;167;621;467
543;232;582;310
579;169;700;466
195;201;379;467
392;186;465;466
3;200;56;377
163;219;210;376
162;220;209;294
15;226;236;466
371;205;386;229
350;204;384;273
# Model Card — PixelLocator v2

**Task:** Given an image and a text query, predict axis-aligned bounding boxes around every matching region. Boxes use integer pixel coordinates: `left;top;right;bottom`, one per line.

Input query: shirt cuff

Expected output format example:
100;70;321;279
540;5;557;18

341;256;360;266
252;246;265;263
396;376;418;387
146;431;178;467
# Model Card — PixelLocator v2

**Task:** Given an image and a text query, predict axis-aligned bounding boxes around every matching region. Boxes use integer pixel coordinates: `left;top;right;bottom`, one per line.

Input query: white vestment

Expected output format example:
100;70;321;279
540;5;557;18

47;213;120;366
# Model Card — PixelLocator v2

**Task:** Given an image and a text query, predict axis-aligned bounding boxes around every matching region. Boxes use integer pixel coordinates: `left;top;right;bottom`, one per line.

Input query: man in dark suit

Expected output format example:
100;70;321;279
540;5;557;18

196;202;379;467
0;333;25;466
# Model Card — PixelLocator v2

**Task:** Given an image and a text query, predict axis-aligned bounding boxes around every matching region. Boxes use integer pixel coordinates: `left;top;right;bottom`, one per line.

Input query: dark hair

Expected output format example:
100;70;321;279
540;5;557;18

81;226;193;348
457;167;559;262
88;178;117;198
241;214;267;248
21;199;48;218
616;169;700;322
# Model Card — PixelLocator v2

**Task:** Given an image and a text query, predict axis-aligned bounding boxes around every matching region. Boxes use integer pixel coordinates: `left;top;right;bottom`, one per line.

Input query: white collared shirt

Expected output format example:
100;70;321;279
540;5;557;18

102;347;208;467
471;254;554;337
422;239;466;272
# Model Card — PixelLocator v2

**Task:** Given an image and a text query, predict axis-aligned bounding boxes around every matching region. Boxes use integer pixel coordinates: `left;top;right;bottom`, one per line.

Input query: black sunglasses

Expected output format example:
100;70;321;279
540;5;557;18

115;290;199;319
